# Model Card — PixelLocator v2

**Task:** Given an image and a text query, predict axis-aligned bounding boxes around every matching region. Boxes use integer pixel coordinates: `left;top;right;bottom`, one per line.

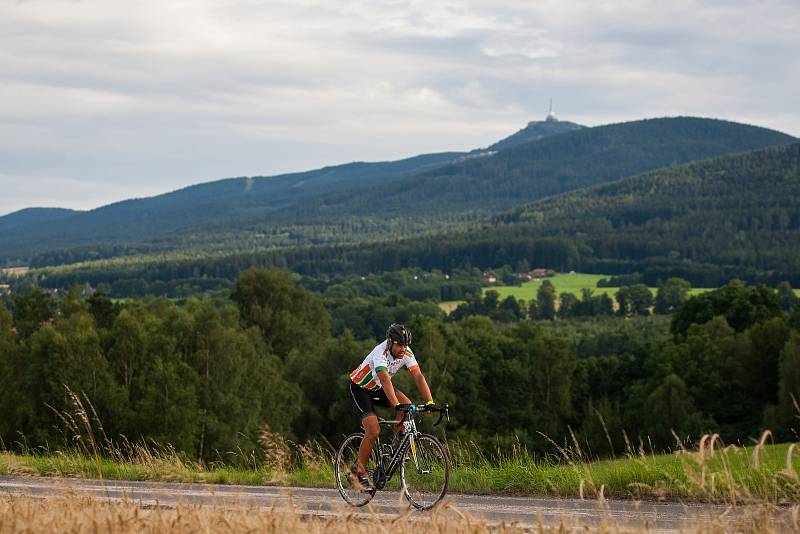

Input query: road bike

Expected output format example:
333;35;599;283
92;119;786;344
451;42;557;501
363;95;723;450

334;404;450;510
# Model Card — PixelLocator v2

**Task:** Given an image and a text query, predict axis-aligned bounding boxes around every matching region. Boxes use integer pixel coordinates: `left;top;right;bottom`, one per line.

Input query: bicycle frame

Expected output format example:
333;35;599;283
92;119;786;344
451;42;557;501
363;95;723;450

372;415;418;490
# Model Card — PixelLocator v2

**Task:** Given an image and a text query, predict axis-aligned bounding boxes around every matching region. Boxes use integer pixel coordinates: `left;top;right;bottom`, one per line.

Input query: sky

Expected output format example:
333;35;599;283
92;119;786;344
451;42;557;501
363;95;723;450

1;0;798;216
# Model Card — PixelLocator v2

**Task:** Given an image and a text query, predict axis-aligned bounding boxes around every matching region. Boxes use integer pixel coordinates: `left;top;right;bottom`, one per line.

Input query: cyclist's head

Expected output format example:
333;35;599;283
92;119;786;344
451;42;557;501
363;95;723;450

386;323;412;347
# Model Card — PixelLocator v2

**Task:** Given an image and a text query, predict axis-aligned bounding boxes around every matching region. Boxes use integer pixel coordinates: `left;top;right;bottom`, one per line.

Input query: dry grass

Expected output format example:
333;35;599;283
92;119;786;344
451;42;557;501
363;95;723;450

0;494;796;534
0;495;541;533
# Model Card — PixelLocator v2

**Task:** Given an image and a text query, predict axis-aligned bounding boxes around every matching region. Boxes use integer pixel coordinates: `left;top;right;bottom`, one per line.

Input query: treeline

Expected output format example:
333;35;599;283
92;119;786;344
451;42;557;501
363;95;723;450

2;268;800;461
27;239;795;301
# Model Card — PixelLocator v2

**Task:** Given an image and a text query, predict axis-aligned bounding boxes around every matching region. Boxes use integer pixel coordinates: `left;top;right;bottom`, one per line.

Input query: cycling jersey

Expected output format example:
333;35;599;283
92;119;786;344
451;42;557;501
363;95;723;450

349;340;420;391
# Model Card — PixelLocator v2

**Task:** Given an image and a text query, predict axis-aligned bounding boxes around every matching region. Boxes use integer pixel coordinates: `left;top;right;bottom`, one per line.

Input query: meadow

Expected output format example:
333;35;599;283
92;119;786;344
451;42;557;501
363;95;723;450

438;272;711;313
484;273;714;302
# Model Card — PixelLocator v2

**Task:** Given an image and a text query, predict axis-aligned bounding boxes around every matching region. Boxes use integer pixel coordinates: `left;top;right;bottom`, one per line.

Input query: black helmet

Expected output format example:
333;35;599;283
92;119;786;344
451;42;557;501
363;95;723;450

387;323;412;346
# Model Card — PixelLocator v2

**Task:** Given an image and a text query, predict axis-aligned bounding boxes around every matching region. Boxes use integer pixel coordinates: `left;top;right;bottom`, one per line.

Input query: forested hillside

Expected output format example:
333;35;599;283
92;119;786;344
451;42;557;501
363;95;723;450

0;152;464;264
299;116;795;219
486;119;584;151
0;208;79;232
25;143;800;296
1;117;793;267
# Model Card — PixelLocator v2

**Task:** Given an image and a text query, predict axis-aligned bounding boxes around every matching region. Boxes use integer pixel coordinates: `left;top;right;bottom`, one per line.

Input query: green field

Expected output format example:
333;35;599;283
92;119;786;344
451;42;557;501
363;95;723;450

484;273;714;302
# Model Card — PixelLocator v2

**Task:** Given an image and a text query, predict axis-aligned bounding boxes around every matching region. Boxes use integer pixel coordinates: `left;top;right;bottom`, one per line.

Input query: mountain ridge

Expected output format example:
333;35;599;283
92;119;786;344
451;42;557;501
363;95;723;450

1;116;795;266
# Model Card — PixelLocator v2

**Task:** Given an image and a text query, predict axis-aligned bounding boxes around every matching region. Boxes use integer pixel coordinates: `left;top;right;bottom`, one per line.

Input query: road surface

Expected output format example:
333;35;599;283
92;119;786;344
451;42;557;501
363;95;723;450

0;475;776;532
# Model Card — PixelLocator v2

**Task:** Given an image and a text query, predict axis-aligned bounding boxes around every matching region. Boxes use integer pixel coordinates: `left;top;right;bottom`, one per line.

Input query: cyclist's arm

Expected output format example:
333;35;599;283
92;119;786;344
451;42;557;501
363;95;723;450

377;370;401;406
410;368;433;404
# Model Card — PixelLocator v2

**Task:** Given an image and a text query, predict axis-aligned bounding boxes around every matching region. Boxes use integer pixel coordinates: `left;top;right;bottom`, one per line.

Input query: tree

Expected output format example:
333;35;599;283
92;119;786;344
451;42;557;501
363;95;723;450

286;331;365;441
59;285;88;318
670;316;752;439
21;310;122;444
186;300;260;458
483;290;500;315
617;285;653;317
557;292;579;319
654;278;691;314
0;303;20;440
764;332;800;441
449;316;504;434
534;280;556;321
594;293;615;316
645;373;711;448
12;288;54;338
777;282;798;313
671;281;781;336
231;268;331;358
499;322;575;439
129;303;201;452
495;296;525;322
87;290;118;331
744;317;790;406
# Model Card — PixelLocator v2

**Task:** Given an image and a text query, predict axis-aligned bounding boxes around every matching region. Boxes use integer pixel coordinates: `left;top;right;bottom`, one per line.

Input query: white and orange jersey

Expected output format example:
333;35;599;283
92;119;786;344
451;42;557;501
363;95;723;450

350;340;420;391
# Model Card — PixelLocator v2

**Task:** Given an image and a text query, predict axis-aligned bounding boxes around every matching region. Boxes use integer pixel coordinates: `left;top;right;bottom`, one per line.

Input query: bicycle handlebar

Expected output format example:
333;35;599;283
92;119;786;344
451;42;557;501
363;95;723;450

429;404;450;427
396;403;450;426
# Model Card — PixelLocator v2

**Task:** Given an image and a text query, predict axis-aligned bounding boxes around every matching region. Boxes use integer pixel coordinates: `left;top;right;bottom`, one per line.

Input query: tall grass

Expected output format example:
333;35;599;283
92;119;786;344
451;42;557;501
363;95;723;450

442;430;800;505
4;385;800;504
4;434;800;504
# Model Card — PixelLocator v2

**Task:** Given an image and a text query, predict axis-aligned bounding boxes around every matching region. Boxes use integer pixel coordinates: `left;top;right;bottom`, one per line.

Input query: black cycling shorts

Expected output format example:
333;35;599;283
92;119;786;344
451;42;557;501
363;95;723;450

349;381;392;418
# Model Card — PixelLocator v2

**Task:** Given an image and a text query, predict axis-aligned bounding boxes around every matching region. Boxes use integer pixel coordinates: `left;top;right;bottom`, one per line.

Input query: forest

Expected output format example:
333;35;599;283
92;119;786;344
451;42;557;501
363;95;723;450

2;267;800;463
11;142;799;299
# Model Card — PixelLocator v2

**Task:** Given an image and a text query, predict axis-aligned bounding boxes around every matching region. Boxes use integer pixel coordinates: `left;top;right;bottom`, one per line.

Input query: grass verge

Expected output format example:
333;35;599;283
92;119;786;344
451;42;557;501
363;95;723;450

3;435;800;504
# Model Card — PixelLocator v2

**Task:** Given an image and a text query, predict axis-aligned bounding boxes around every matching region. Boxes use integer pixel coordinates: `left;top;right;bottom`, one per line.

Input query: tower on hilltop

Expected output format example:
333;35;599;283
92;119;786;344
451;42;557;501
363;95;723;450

545;98;558;122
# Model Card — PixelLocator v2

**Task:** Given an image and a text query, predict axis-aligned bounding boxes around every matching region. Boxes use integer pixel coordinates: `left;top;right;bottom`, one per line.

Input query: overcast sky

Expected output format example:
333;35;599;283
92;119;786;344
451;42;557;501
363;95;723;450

1;0;798;216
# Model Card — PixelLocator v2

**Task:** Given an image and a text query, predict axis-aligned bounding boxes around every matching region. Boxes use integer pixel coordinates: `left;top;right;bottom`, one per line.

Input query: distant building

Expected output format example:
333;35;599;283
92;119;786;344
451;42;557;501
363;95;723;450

516;268;550;280
482;272;497;283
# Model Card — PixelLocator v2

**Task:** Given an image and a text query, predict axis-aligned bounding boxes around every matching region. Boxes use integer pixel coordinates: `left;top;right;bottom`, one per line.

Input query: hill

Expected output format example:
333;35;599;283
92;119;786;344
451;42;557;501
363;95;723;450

0;152;464;264
0;208;79;232
1;116;795;266
30;144;800;296
487;119;584;151
296;142;800;286
120;117;798;252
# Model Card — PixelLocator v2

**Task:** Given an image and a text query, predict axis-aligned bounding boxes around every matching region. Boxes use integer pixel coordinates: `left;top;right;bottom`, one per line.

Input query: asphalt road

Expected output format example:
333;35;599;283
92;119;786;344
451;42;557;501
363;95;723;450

0;475;770;532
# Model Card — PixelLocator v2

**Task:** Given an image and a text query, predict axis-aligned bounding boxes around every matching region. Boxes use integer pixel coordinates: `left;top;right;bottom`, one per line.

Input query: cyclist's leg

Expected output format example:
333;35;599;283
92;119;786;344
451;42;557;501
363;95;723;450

357;414;380;474
349;382;379;476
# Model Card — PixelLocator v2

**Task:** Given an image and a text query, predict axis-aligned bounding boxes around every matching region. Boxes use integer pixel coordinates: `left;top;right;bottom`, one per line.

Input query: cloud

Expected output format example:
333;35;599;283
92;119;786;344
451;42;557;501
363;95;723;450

0;0;798;215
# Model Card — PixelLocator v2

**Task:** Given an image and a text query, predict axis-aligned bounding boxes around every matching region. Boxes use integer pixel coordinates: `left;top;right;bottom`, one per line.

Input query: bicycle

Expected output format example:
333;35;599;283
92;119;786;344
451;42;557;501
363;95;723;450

334;403;450;510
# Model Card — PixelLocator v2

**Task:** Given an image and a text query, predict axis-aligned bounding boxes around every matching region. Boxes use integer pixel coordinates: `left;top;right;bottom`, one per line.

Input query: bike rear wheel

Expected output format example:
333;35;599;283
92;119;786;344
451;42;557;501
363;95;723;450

334;432;378;506
400;433;450;510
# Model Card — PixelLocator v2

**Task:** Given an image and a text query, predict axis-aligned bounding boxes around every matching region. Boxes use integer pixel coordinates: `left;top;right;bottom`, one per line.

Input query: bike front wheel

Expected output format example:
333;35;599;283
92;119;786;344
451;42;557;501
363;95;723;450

334;432;378;506
399;433;450;510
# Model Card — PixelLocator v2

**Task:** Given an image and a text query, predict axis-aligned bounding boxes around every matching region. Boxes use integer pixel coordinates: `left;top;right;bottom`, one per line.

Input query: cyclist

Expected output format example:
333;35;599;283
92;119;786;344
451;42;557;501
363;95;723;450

348;323;435;492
